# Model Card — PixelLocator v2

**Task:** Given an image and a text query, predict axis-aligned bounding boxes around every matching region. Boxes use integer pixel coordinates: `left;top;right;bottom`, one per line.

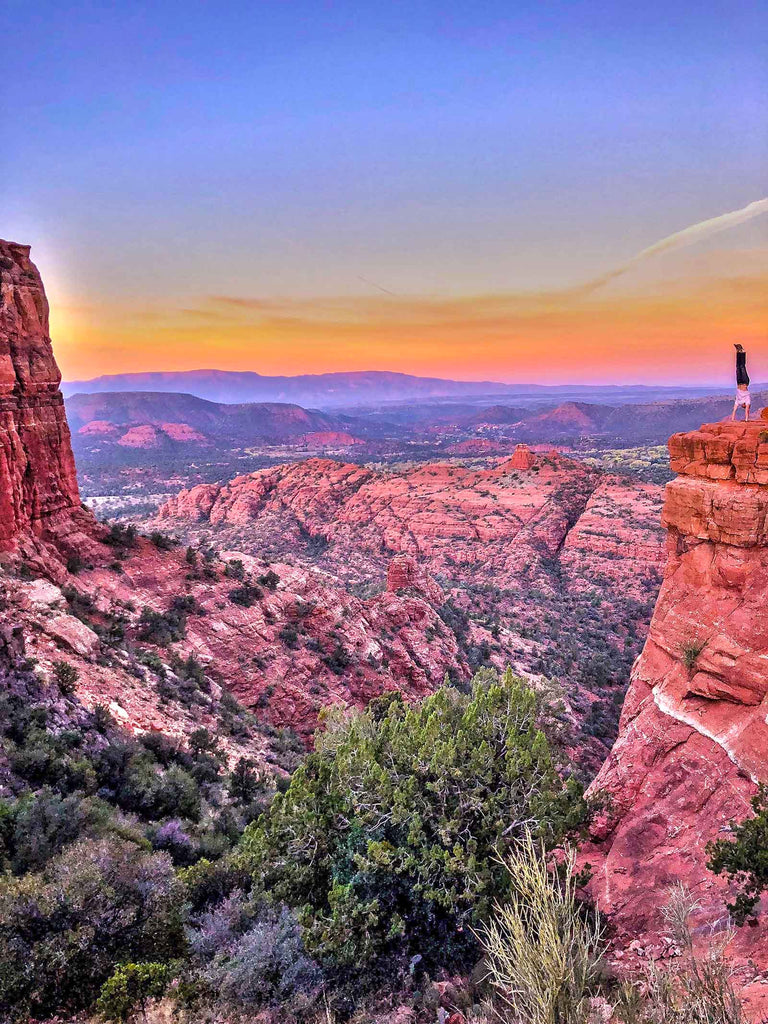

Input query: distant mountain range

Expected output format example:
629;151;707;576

61;368;742;409
65;391;346;447
65;387;768;455
505;394;768;443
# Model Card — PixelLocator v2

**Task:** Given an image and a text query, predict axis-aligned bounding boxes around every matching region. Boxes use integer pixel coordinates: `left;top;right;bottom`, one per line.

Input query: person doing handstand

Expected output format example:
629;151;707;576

732;344;751;421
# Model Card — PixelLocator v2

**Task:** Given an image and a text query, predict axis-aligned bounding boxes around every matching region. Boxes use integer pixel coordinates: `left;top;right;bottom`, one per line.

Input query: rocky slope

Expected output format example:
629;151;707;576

5;539;464;746
585;421;768;1013
0;242;468;760
154;446;664;600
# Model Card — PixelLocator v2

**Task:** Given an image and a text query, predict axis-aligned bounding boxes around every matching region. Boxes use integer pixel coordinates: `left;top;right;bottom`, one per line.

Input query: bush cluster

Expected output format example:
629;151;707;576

0;673;276;1022
240;669;587;973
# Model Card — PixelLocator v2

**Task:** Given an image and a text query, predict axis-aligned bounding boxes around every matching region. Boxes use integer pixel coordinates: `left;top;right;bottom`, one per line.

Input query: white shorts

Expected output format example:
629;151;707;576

735;390;751;408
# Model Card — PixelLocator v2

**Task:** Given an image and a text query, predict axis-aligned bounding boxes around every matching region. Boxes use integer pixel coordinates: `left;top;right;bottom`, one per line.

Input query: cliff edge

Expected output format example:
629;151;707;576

586;420;768;1007
0;240;92;562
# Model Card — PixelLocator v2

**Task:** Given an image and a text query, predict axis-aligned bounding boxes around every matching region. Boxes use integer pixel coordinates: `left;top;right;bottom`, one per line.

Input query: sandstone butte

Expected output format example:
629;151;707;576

585;419;768;1015
0;240;93;563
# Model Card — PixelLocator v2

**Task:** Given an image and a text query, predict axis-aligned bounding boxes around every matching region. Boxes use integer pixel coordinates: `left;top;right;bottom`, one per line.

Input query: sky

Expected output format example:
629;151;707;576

2;0;766;384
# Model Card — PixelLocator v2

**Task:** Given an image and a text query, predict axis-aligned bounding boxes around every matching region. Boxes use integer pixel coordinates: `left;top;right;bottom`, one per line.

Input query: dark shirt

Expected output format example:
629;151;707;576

737;350;750;387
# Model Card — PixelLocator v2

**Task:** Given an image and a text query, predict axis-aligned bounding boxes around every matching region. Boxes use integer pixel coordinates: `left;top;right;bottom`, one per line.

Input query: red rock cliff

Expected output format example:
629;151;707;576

586;421;768;1007
0;240;82;551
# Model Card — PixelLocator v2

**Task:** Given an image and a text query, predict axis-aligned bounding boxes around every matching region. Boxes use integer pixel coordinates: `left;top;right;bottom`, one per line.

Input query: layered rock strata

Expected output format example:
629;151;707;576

586;421;768;1010
0;240;88;555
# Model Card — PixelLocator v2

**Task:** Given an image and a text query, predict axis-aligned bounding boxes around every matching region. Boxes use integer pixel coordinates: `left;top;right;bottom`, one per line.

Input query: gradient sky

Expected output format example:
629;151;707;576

2;0;766;383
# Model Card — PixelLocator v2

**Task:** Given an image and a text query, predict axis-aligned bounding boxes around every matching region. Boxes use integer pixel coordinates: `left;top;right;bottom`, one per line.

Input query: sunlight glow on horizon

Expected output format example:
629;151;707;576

6;3;764;387
49;252;768;385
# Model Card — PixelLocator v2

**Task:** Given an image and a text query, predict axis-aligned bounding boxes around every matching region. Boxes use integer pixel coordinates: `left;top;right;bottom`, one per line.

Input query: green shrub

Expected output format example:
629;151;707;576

149;531;177;551
322;641;352;674
239;669;586;971
96;961;171;1021
137;607;186;645
0;838;185;1021
136;648;165;674
53;659;79;695
103;523;138;551
229;584;262;607
707;785;768;924
224;558;245;580
279;624;299;648
258;570;280;590
228;757;264;804
66;553;86;574
681;637;707;671
172;594;199;614
3;790;110;874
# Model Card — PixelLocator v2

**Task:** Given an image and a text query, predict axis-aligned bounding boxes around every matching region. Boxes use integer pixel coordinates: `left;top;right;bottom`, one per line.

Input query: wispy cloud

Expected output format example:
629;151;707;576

575;198;768;294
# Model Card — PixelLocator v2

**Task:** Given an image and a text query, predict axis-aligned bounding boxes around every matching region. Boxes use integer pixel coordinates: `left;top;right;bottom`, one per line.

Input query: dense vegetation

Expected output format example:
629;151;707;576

0;654;269;1022
0;645;754;1024
240;670;587;975
0;664;588;1022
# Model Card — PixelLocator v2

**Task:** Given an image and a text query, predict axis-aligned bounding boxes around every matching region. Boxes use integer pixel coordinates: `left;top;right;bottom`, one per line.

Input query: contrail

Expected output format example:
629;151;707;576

357;274;397;296
579;197;768;294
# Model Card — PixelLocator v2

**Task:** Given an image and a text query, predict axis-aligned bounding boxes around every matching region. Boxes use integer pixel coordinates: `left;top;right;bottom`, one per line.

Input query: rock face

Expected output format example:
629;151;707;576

155;452;665;596
386;553;445;605
586;421;768;1009
0;240;83;550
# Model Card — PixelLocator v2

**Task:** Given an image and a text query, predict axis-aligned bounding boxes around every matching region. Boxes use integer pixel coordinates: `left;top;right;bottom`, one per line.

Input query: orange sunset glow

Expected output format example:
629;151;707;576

50;247;767;384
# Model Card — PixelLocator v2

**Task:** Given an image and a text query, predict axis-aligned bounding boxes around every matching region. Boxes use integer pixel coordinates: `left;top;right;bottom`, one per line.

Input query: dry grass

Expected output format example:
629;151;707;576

478;833;605;1024
614;883;749;1024
479;847;750;1024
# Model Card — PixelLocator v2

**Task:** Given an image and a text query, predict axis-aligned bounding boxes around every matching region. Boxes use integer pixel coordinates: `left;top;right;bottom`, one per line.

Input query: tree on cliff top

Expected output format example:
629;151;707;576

238;668;587;973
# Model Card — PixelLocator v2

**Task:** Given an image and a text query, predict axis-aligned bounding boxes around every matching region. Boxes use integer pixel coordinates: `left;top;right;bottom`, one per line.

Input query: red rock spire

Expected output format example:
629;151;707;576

0;240;82;549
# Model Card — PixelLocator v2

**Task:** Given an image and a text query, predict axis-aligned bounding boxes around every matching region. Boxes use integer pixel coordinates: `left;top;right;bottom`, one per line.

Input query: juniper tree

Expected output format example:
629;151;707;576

239;668;586;970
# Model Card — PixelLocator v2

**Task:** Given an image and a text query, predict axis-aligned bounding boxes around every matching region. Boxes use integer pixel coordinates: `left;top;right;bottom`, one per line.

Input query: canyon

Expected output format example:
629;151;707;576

0;240;666;780
4;239;768;1014
150;448;667;770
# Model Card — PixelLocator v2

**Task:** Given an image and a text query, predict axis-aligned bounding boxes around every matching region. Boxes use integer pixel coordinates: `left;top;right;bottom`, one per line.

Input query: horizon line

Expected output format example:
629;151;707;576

61;367;746;391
